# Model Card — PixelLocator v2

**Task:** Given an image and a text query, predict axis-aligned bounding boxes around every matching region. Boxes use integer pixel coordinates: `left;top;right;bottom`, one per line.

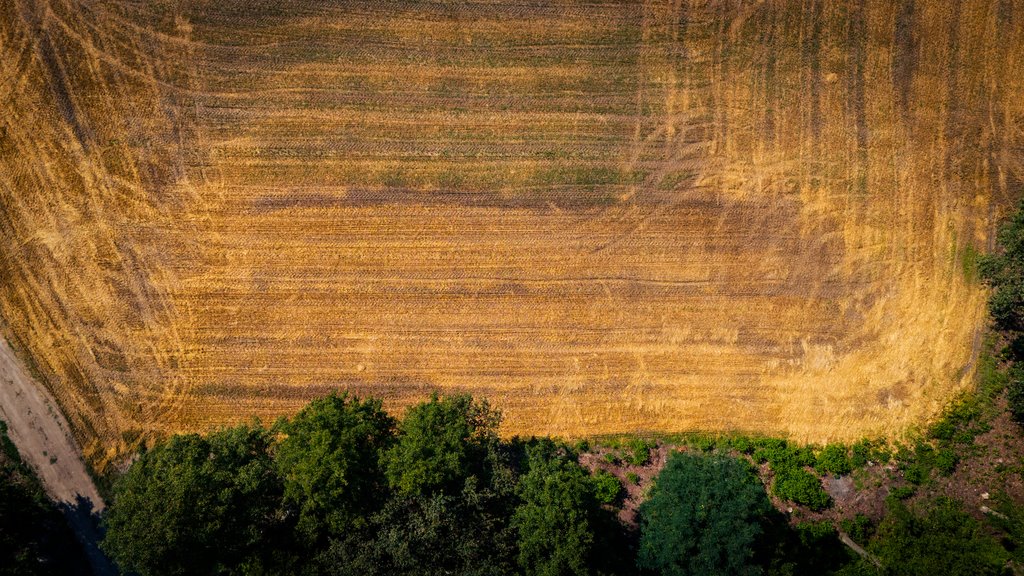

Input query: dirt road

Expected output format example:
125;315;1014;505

0;338;104;508
0;337;115;575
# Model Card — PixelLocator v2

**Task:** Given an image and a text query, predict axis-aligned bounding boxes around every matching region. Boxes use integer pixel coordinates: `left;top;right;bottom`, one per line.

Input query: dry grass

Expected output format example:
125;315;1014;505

1;0;1022;469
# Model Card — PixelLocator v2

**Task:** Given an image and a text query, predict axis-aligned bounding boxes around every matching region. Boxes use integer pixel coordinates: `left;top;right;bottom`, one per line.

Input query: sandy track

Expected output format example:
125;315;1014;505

0;337;116;574
0;338;104;509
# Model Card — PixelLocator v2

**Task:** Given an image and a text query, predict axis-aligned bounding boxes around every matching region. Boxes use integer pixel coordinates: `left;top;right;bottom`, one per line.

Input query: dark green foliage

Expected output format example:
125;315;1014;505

0;420;88;576
816;444;852;476
591;469;622;505
1008;365;1024;423
840;514;874;544
274;393;396;543
384;394;500;496
752;439;815;469
888;485;915;500
512;447;602;576
978;198;1024;331
101;425;283;576
772;467;830;511
321;400;519;576
864;498;1007;576
688;435;715;453
362;476;519;576
623;438;655;465
638;452;772;576
729;436;754;454
761;516;854;576
897;440;958;485
850;440;871;468
933;448;958;476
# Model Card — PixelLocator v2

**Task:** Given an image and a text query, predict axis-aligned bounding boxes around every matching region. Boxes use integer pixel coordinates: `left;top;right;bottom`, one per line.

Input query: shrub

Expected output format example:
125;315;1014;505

840;514;874;543
868;497;1007;576
1008;367;1024;423
602;452;619;465
623;438;654;465
626;472;640;485
850;439;871;468
934;448;958;476
689;435;715;453
978;198;1024;331
591;469;622;505
752;439;815;470
889;485;916;500
728;436;753;454
773;467;830;511
816;444;852;476
795;521;835;545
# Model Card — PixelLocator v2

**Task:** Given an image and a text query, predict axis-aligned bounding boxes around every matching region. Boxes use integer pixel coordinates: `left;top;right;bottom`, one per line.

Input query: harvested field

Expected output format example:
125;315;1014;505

1;0;1022;468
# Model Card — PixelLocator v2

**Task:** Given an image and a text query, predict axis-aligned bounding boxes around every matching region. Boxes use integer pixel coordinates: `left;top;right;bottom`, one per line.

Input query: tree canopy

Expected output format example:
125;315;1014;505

273;393;395;543
638;452;773;576
101;425;282;576
980;198;1024;331
383;394;500;496
511;446;601;576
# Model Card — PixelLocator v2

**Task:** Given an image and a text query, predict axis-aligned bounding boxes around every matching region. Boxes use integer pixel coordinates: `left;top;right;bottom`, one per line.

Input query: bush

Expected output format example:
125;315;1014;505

889;485;916;500
978;198;1024;331
816;444;852;476
867;497;1007;576
626;472;640;485
772;467;830;511
850;439;871;468
623;438;654;465
728;436;754;454
840;514;874;543
689;435;715;453
934;448;958;476
751;439;815;470
591;469;622;505
1008;368;1024;423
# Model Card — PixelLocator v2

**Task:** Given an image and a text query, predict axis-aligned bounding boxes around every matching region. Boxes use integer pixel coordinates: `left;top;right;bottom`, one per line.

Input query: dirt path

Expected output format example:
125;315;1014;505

0;337;116;575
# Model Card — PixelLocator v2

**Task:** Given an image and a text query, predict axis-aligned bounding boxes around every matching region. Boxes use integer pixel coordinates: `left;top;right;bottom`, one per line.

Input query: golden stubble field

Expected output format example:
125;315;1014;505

1;0;1022;469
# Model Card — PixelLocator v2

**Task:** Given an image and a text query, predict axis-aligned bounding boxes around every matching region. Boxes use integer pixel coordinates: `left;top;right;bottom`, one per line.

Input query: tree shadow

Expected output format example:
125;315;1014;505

57;495;119;576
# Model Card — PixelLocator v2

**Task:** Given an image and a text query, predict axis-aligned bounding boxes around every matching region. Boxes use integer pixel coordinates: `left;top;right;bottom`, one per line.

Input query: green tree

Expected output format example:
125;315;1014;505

638;452;772;576
324;394;517;576
274;393;396;544
511;446;602;576
863;497;1006;576
979;199;1024;331
360;477;518;576
383;394;499;496
101;425;282;576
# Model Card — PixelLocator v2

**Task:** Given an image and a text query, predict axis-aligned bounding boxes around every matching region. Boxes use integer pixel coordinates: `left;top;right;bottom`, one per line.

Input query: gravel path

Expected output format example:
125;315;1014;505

0;337;116;575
